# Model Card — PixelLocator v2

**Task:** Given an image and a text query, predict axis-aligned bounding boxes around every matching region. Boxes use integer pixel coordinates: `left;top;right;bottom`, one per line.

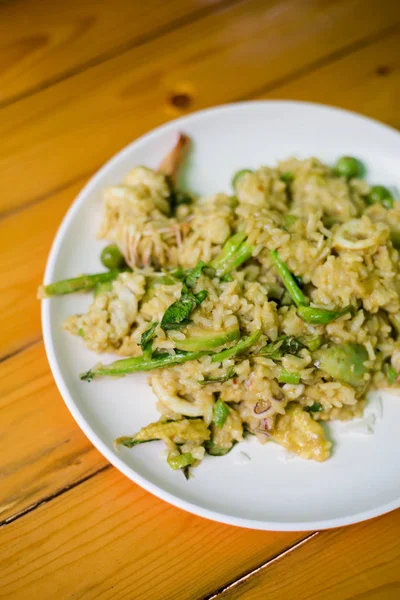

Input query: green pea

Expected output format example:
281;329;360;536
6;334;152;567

232;169;253;189
367;185;394;210
334;156;363;180
100;244;125;270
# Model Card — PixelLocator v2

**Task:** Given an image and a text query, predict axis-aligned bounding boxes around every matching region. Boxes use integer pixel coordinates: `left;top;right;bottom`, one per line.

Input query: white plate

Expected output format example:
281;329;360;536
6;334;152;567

43;101;400;531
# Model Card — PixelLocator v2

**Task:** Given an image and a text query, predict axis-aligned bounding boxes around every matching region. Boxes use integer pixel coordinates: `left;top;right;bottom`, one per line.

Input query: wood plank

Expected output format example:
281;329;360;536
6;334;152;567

0;466;306;600
0;177;86;360
0;0;227;106
2;28;400;360
1;0;398;215
0;341;106;522
259;26;400;129
217;511;400;600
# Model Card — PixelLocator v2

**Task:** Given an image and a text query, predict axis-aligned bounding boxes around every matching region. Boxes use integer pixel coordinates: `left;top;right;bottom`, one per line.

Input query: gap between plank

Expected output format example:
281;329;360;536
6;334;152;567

237;21;400;101
0;0;244;111
203;531;320;600
1;18;399;530
0;464;112;528
0;336;42;365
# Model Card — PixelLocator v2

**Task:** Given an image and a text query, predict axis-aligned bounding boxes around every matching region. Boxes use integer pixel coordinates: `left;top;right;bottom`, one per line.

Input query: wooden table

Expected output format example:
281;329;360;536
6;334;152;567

1;1;400;598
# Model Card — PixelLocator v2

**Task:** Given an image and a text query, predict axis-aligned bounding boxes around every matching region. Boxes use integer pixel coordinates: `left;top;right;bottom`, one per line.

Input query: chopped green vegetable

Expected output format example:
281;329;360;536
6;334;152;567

199;366;236;385
280;171;294;184
160;262;210;331
210;233;254;277
282;214;297;230
269;250;309;307
385;362;397;385
115;418;210;446
232;169;252;189
334;156;363;180
167;452;194;470
139;322;158;358
297;305;353;325
278;369;301;384
304;402;323;413
367;185;394;210
172;325;240;352
81;349;209;380
205;440;237;456
39;270;120;298
211;330;262;363
213;397;230;428
100;244;126;270
94;280;113;296
315;343;368;387
301;335;323;352
259;335;303;359
78;328;85;337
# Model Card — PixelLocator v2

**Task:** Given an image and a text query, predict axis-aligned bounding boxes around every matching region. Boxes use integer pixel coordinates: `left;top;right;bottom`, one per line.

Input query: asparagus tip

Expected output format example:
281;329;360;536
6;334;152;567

80;370;94;382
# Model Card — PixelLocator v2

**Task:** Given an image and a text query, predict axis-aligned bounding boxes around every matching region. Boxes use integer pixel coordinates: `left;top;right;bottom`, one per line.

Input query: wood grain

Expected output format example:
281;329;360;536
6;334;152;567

259;27;400;128
217;511;400;600
0;177;86;360
0;342;106;522
0;466;307;600
1;0;398;216
3;27;400;361
0;0;228;106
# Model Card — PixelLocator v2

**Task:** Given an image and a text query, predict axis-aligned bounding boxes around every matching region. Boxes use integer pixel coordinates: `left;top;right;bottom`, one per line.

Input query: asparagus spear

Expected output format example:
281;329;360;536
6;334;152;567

39;270;121;298
82;330;262;381
80;349;209;381
210;233;254;277
269;250;308;307
297;305;353;325
211;330;261;363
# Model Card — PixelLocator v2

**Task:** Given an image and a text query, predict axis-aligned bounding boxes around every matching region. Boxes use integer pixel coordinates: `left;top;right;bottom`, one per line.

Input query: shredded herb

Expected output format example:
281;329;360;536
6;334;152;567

139;322;158;358
260;335;303;359
199;366;236;385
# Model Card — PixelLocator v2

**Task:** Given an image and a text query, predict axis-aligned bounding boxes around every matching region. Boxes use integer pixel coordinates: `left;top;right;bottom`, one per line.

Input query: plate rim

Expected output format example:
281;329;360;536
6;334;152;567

42;100;400;530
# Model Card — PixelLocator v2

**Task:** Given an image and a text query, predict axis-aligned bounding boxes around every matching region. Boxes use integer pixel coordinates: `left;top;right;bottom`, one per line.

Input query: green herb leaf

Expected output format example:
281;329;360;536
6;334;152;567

199;366;236;385
161;290;207;331
260;335;303;359
304;402;323;413
185;261;207;289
